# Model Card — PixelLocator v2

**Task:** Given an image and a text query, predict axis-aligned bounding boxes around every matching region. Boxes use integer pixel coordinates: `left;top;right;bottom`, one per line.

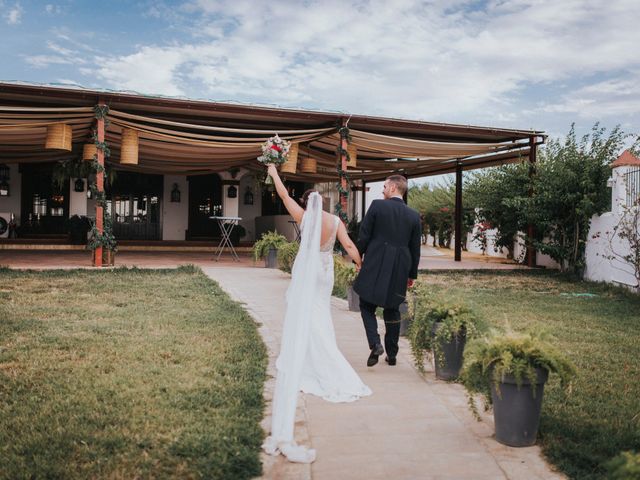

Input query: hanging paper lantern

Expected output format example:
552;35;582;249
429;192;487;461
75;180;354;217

300;155;317;174
281;142;299;174
347;144;357;168
45;123;73;151
82;143;97;161
120;128;139;165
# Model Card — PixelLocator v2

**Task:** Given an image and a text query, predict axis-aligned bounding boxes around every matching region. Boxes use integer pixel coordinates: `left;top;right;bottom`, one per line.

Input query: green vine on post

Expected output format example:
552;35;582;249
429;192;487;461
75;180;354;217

94;104;110;128
335;126;352;224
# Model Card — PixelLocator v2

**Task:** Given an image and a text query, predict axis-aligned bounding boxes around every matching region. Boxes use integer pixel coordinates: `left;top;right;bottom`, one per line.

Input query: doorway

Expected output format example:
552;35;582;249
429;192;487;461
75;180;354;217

187;173;222;239
19;163;69;236
107;172;162;240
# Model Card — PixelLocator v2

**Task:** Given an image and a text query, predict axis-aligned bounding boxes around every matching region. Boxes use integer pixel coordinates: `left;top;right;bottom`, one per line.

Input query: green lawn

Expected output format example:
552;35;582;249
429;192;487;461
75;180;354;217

0;266;267;480
416;269;640;480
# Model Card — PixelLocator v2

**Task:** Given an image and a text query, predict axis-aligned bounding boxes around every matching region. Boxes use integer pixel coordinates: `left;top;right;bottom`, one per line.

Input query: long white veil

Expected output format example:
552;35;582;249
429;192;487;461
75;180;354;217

263;192;322;463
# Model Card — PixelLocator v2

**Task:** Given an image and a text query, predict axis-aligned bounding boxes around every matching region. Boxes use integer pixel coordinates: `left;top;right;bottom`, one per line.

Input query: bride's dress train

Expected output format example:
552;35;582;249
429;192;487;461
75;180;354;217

262;193;371;463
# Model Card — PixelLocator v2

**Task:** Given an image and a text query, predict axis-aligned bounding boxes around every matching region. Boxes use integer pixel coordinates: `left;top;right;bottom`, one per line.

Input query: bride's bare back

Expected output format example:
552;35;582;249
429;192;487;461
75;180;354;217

318;211;338;246
266;163;362;268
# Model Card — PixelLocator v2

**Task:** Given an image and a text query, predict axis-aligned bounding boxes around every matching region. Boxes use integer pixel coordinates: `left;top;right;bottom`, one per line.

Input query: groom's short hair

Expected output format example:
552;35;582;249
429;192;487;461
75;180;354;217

386;175;408;196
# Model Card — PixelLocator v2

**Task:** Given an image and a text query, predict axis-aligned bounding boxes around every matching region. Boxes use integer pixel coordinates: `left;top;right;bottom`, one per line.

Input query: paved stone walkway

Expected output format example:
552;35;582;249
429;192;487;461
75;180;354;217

204;267;565;480
0;245;528;271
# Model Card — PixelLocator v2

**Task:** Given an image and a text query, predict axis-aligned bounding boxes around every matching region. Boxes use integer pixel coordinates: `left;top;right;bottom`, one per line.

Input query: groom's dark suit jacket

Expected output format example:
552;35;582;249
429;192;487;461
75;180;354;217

353;197;422;308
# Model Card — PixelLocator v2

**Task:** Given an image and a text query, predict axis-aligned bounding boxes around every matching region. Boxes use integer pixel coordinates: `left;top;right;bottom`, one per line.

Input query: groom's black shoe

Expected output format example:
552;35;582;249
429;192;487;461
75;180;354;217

367;344;384;367
385;356;397;366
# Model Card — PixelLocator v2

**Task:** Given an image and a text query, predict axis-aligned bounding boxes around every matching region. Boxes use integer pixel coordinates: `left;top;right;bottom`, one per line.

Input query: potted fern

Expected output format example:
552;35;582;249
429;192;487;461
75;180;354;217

277;241;299;273
334;260;359;311
253;231;287;268
408;285;483;380
606;451;640;480
461;329;576;447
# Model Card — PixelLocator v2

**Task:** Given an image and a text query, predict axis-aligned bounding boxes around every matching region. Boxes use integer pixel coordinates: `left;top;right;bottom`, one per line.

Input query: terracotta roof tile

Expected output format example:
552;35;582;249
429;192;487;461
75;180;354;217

611;150;640;167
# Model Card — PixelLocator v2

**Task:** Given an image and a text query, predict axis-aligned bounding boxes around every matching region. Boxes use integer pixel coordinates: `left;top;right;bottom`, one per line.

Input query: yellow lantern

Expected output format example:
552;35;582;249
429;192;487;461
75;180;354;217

347;144;357;168
120;128;139;165
281;142;299;174
300;155;317;174
45;123;73;151
82;143;97;161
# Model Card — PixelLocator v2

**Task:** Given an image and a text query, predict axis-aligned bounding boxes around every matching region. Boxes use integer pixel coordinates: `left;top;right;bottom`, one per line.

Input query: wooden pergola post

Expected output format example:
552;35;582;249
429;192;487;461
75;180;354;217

338;118;349;222
527;136;537;268
93;100;106;267
454;161;463;262
361;180;367;220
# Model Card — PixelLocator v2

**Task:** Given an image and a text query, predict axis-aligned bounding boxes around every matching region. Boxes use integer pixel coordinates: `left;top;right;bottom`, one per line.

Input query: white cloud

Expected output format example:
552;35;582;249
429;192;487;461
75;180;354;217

24;40;87;68
92;46;188;96
45;4;61;14
539;72;640;118
24;0;640;131
4;2;23;24
25;54;74;67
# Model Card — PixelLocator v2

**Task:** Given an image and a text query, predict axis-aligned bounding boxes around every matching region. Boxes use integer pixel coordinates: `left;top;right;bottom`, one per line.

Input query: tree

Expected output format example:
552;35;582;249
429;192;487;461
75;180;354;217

465;123;638;273
465;162;530;259
525;124;637;273
409;178;474;248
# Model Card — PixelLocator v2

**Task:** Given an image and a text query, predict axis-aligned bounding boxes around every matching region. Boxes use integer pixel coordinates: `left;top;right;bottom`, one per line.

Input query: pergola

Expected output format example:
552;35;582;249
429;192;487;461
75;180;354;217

0;81;545;265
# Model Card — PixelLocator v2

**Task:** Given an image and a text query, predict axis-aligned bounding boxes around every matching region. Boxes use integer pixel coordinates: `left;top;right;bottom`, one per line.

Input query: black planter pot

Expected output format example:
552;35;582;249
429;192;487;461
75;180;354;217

399;300;412;336
265;247;278;268
347;286;360;312
432;322;466;380
68;215;90;245
490;367;549;447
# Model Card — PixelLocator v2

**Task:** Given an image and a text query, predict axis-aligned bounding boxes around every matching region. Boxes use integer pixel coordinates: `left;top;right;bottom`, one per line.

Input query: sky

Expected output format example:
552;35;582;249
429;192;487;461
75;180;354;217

1;0;639;157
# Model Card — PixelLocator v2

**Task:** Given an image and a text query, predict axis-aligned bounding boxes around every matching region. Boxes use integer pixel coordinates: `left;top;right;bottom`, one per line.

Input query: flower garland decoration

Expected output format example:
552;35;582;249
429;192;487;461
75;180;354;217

257;134;291;184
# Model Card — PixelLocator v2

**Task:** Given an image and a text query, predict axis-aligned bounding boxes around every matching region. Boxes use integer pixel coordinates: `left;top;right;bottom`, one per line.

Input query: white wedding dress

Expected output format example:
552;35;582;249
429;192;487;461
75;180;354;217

262;192;371;463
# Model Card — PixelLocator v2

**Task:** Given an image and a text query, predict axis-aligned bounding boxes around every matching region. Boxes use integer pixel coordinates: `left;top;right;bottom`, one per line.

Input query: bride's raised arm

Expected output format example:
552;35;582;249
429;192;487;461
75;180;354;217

266;163;304;224
336;221;362;269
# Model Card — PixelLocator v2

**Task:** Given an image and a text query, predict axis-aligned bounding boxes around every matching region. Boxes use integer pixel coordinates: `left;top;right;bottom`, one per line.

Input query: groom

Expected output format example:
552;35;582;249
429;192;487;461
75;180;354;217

353;175;422;367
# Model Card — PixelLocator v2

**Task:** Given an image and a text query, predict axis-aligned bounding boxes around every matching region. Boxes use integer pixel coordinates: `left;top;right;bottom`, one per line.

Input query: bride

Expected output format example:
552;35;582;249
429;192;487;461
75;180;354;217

262;163;372;463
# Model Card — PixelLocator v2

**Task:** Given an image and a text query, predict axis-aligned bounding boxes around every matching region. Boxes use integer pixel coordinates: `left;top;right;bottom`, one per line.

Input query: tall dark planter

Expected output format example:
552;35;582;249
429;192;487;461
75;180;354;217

347;286;360;312
490;367;549;447
399;300;411;336
265;247;278;268
432;322;466;380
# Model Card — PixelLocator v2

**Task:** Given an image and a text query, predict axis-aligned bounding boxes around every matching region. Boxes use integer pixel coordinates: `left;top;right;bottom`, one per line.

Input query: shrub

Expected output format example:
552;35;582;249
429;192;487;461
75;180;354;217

461;329;576;418
277;241;299;273
606;451;640;480
408;283;484;374
252;231;287;261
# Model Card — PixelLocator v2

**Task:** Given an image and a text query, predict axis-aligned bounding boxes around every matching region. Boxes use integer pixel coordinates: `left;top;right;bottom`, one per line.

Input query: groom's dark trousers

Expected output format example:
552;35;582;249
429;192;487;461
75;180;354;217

359;299;400;359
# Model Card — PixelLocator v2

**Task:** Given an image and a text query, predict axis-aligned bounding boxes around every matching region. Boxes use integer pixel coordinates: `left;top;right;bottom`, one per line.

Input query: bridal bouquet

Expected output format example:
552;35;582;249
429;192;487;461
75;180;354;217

257;134;291;183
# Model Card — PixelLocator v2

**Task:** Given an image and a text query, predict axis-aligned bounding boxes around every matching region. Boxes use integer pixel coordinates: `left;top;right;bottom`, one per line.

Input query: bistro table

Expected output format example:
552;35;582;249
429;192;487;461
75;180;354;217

209;216;242;262
288;220;301;242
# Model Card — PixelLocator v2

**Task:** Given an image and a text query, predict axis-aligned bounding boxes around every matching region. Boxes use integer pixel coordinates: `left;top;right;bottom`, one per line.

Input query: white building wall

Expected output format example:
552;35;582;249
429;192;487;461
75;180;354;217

69;178;88;217
238;173;262;242
162;175;189;240
584;165;638;289
466;226;509;257
365;181;384;210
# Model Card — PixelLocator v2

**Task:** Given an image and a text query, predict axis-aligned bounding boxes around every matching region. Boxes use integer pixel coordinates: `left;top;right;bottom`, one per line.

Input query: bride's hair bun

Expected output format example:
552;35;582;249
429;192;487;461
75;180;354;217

301;189;318;209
